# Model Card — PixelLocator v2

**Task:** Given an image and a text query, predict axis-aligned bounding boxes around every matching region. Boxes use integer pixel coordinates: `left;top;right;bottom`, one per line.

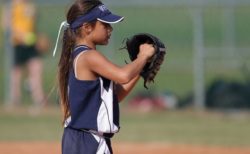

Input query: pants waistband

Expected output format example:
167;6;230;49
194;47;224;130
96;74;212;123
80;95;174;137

83;129;114;139
66;127;114;139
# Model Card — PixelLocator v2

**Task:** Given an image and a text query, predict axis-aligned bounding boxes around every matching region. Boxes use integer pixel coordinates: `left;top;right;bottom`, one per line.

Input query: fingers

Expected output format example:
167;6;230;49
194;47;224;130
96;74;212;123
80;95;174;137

138;43;155;59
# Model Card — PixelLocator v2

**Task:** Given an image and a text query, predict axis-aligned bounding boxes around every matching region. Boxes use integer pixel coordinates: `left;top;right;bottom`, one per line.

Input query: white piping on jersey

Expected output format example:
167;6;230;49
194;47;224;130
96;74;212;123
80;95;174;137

64;116;71;128
74;45;88;51
73;50;87;79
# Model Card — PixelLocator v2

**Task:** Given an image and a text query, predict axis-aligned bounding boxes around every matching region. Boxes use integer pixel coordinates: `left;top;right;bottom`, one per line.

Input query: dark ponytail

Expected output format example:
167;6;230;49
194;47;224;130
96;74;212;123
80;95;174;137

58;28;75;122
58;0;102;124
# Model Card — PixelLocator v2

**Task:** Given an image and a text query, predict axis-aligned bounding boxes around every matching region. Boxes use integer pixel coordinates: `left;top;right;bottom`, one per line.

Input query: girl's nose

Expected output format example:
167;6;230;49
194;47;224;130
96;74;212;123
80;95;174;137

108;25;113;32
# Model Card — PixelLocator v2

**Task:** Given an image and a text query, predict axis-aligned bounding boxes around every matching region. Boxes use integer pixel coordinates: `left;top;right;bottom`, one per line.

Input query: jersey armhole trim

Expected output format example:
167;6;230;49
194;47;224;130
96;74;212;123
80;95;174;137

73;51;87;79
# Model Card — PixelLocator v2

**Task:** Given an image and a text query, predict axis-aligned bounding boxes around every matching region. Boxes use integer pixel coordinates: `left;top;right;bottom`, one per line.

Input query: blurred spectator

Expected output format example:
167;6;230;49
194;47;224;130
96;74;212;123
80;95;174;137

2;0;49;109
128;91;166;112
127;90;179;112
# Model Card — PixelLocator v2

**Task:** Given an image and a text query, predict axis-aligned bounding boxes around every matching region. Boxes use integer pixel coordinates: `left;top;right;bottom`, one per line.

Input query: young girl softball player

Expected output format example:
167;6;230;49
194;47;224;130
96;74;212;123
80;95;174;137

54;0;155;153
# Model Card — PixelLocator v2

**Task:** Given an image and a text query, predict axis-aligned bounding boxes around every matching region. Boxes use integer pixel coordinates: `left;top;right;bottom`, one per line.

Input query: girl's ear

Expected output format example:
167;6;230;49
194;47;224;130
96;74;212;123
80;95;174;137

82;23;92;35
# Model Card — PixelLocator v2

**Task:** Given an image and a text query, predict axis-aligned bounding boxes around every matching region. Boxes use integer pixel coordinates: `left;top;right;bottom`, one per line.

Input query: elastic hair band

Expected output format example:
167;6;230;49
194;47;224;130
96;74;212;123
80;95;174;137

52;21;70;57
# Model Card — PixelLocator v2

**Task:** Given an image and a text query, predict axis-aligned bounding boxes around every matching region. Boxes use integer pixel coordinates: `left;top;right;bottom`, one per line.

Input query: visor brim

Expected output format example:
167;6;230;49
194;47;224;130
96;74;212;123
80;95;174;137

97;14;124;24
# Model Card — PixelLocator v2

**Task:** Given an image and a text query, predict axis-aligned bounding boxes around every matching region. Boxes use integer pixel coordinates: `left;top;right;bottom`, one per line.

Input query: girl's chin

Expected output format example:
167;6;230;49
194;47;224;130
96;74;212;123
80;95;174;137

96;39;109;45
100;41;109;45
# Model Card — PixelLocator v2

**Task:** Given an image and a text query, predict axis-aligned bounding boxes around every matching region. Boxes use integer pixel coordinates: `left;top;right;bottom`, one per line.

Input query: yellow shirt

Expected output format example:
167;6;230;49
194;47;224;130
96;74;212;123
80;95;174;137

11;1;36;45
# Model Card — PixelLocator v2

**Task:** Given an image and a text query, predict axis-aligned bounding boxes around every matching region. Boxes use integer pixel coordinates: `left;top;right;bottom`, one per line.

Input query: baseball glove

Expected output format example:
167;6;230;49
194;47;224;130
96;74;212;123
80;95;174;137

124;33;166;89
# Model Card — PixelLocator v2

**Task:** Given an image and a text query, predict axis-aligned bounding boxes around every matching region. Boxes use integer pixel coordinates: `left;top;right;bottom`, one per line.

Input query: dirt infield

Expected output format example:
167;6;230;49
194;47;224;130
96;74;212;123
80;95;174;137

1;142;250;154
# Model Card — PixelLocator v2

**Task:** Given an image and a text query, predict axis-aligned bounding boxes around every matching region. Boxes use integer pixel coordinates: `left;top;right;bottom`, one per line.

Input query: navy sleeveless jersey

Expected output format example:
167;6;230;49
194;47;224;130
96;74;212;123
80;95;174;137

65;45;120;134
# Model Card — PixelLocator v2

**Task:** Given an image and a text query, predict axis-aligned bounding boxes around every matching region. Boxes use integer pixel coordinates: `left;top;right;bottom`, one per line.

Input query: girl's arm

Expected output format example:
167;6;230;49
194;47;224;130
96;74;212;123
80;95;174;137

115;75;140;102
75;44;154;84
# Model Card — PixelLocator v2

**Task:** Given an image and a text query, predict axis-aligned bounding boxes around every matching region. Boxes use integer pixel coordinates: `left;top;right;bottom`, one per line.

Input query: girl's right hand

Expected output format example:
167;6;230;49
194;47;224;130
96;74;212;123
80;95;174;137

137;43;155;60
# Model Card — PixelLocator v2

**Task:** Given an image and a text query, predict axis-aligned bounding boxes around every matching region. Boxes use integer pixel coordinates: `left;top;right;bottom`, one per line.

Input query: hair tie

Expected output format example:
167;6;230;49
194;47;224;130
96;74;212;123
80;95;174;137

52;21;70;57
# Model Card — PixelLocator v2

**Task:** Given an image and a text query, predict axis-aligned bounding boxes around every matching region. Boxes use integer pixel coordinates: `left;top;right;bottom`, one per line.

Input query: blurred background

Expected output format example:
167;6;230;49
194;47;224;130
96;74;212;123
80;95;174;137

0;0;250;153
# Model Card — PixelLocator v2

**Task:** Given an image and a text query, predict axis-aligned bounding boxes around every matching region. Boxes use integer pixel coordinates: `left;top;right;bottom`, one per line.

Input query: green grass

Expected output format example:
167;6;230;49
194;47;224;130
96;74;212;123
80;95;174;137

1;107;250;147
116;110;250;146
0;107;62;141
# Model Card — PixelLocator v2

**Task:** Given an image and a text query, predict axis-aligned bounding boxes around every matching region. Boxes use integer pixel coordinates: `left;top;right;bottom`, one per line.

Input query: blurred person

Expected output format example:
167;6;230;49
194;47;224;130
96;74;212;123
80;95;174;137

54;0;155;153
2;0;47;109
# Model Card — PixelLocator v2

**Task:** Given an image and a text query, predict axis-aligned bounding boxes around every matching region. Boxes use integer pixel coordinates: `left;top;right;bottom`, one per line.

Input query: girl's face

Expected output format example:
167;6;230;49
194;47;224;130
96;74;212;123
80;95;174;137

90;21;113;45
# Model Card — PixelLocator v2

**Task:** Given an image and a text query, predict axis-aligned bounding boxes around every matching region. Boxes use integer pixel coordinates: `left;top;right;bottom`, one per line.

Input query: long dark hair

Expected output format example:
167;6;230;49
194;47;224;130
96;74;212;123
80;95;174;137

58;0;102;123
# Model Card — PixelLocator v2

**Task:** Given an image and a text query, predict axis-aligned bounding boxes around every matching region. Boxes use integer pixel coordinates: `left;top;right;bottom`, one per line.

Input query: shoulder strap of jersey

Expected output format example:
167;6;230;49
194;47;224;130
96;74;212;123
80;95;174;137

72;45;91;59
